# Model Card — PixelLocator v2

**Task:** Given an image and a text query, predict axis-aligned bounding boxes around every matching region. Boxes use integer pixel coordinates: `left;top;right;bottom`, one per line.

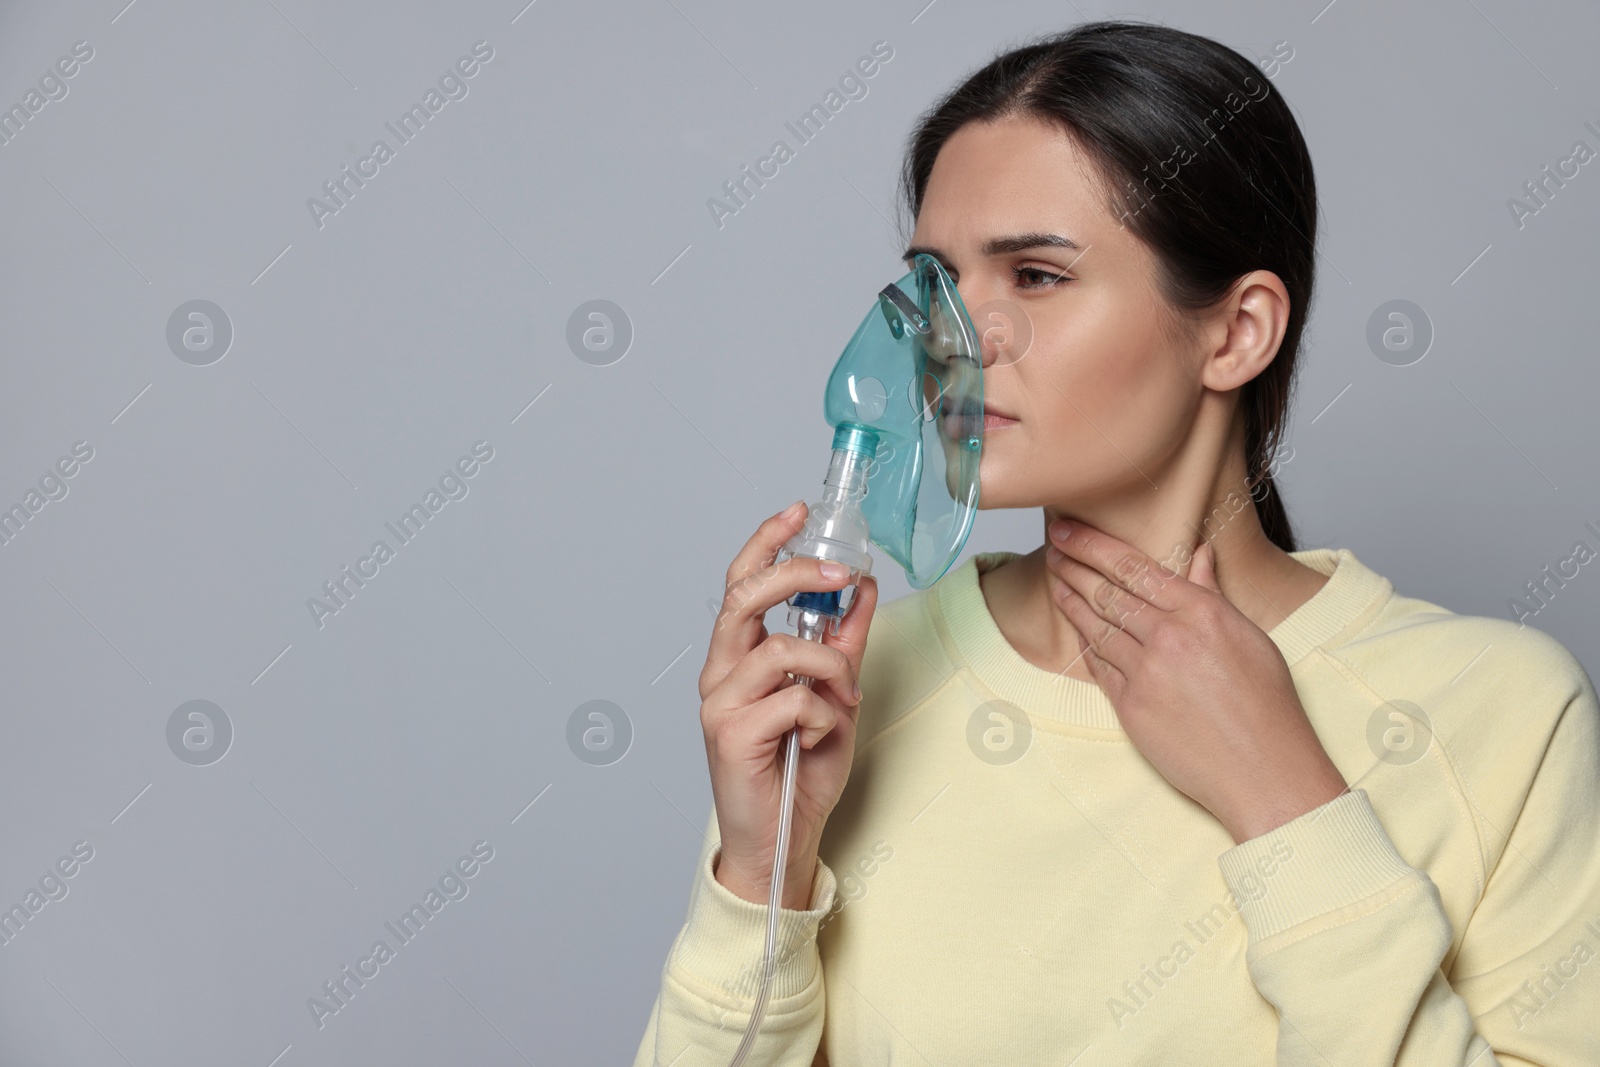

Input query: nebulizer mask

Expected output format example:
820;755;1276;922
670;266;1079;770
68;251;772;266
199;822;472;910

724;254;984;1065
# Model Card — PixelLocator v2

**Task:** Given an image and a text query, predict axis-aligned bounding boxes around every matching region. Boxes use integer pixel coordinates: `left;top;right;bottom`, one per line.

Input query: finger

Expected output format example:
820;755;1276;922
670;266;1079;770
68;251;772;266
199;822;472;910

710;559;864;710
760;575;877;713
1049;519;1186;612
1078;634;1122;688
761;575;877;711
714;549;853;641
704;552;856;700
727;500;807;587
705;504;850;669
819;574;878;685
1051;571;1140;677
741;682;853;753
1189;540;1221;591
706;632;860;723
1047;544;1158;643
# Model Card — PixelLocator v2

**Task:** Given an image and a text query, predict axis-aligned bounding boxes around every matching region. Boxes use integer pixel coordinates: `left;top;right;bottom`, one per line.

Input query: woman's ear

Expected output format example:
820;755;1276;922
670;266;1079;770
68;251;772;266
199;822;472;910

1199;270;1290;391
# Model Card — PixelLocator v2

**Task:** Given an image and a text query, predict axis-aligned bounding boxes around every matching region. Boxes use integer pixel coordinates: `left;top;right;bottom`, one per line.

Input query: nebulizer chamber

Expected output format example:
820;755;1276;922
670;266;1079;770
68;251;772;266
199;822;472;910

723;254;982;1066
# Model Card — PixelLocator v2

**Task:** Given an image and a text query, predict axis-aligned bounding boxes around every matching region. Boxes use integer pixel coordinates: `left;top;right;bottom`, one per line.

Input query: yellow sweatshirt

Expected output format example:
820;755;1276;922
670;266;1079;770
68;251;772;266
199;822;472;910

633;548;1600;1066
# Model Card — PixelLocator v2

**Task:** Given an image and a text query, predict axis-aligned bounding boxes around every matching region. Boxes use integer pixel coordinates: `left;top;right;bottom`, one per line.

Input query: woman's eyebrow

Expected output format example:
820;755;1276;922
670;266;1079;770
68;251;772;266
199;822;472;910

902;232;1082;266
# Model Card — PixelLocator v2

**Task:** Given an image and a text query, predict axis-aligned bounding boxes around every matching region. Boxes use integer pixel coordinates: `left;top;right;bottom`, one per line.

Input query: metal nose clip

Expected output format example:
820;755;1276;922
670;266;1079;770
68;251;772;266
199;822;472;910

878;282;929;337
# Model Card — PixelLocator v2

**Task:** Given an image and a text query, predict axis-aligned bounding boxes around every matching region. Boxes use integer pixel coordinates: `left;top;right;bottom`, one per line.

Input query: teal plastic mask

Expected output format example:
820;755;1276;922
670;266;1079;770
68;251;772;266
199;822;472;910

824;253;984;588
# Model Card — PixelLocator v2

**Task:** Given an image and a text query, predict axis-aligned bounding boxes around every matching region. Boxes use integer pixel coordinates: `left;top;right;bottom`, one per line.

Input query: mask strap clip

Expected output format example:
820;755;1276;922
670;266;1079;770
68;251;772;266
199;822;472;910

878;282;930;336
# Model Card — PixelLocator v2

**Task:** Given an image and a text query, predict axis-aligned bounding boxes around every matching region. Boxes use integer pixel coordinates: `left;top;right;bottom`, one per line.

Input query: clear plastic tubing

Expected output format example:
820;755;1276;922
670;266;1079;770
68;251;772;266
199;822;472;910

726;428;875;1067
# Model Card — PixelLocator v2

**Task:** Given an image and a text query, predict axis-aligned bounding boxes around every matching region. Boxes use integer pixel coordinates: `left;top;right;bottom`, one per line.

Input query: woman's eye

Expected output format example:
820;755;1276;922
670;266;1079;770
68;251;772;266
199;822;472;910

1012;265;1069;289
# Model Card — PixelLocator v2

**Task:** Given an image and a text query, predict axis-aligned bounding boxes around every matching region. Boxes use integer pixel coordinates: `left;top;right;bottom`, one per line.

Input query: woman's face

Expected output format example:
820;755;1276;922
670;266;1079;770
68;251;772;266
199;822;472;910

906;113;1207;511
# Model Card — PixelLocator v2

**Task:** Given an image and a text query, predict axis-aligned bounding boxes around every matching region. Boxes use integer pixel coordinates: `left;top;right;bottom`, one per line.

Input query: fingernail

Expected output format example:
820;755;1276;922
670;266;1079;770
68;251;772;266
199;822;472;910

852;680;862;701
1050;520;1072;543
820;561;848;581
782;499;805;520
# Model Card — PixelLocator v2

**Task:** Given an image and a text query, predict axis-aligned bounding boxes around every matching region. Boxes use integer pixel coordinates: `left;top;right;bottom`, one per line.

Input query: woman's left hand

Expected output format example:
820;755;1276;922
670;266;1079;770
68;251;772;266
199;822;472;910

1044;519;1348;844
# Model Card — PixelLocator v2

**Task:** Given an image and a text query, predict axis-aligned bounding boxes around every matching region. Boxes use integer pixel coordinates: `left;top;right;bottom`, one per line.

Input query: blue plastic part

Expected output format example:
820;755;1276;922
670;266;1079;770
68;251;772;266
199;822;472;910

790;588;843;616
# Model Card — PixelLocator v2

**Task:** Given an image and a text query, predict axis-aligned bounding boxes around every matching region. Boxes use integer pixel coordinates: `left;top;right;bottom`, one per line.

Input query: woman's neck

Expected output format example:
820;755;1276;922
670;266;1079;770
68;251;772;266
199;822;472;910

979;470;1329;683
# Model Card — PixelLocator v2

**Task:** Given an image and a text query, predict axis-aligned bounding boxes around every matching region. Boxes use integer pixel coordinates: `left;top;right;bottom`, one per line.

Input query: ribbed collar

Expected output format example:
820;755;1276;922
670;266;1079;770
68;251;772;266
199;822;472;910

933;547;1394;734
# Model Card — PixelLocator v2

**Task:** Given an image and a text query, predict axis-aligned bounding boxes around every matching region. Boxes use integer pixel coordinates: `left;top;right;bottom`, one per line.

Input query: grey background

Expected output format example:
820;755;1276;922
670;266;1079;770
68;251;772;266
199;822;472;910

0;0;1595;1063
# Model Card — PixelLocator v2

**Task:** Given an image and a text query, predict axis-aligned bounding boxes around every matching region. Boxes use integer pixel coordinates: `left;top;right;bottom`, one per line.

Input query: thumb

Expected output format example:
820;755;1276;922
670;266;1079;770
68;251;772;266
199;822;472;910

1188;541;1220;591
824;573;878;672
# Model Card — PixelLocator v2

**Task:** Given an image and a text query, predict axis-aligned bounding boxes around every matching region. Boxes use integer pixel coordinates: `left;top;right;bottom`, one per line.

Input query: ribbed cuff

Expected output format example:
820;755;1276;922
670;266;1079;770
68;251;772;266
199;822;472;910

1217;789;1417;944
667;842;838;1004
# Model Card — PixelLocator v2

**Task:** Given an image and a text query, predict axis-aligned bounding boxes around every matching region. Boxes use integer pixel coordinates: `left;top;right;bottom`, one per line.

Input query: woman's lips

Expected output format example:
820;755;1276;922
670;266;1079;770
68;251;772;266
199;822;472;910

941;403;1018;436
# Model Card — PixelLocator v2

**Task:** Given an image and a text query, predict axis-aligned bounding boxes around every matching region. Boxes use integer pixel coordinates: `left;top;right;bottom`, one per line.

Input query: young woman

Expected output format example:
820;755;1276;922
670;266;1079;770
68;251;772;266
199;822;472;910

635;20;1600;1066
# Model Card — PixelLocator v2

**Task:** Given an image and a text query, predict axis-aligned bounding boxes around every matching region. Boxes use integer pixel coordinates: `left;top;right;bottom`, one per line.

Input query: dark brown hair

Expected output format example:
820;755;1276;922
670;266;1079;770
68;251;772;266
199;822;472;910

897;20;1315;551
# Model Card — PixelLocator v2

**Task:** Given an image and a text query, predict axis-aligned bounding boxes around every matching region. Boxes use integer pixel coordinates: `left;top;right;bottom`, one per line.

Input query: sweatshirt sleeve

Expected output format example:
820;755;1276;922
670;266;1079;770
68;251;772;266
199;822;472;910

632;804;838;1067
1214;677;1600;1066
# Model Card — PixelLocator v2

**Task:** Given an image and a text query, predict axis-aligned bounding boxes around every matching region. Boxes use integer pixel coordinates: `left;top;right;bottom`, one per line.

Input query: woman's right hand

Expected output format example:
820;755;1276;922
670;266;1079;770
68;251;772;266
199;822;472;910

698;500;878;910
